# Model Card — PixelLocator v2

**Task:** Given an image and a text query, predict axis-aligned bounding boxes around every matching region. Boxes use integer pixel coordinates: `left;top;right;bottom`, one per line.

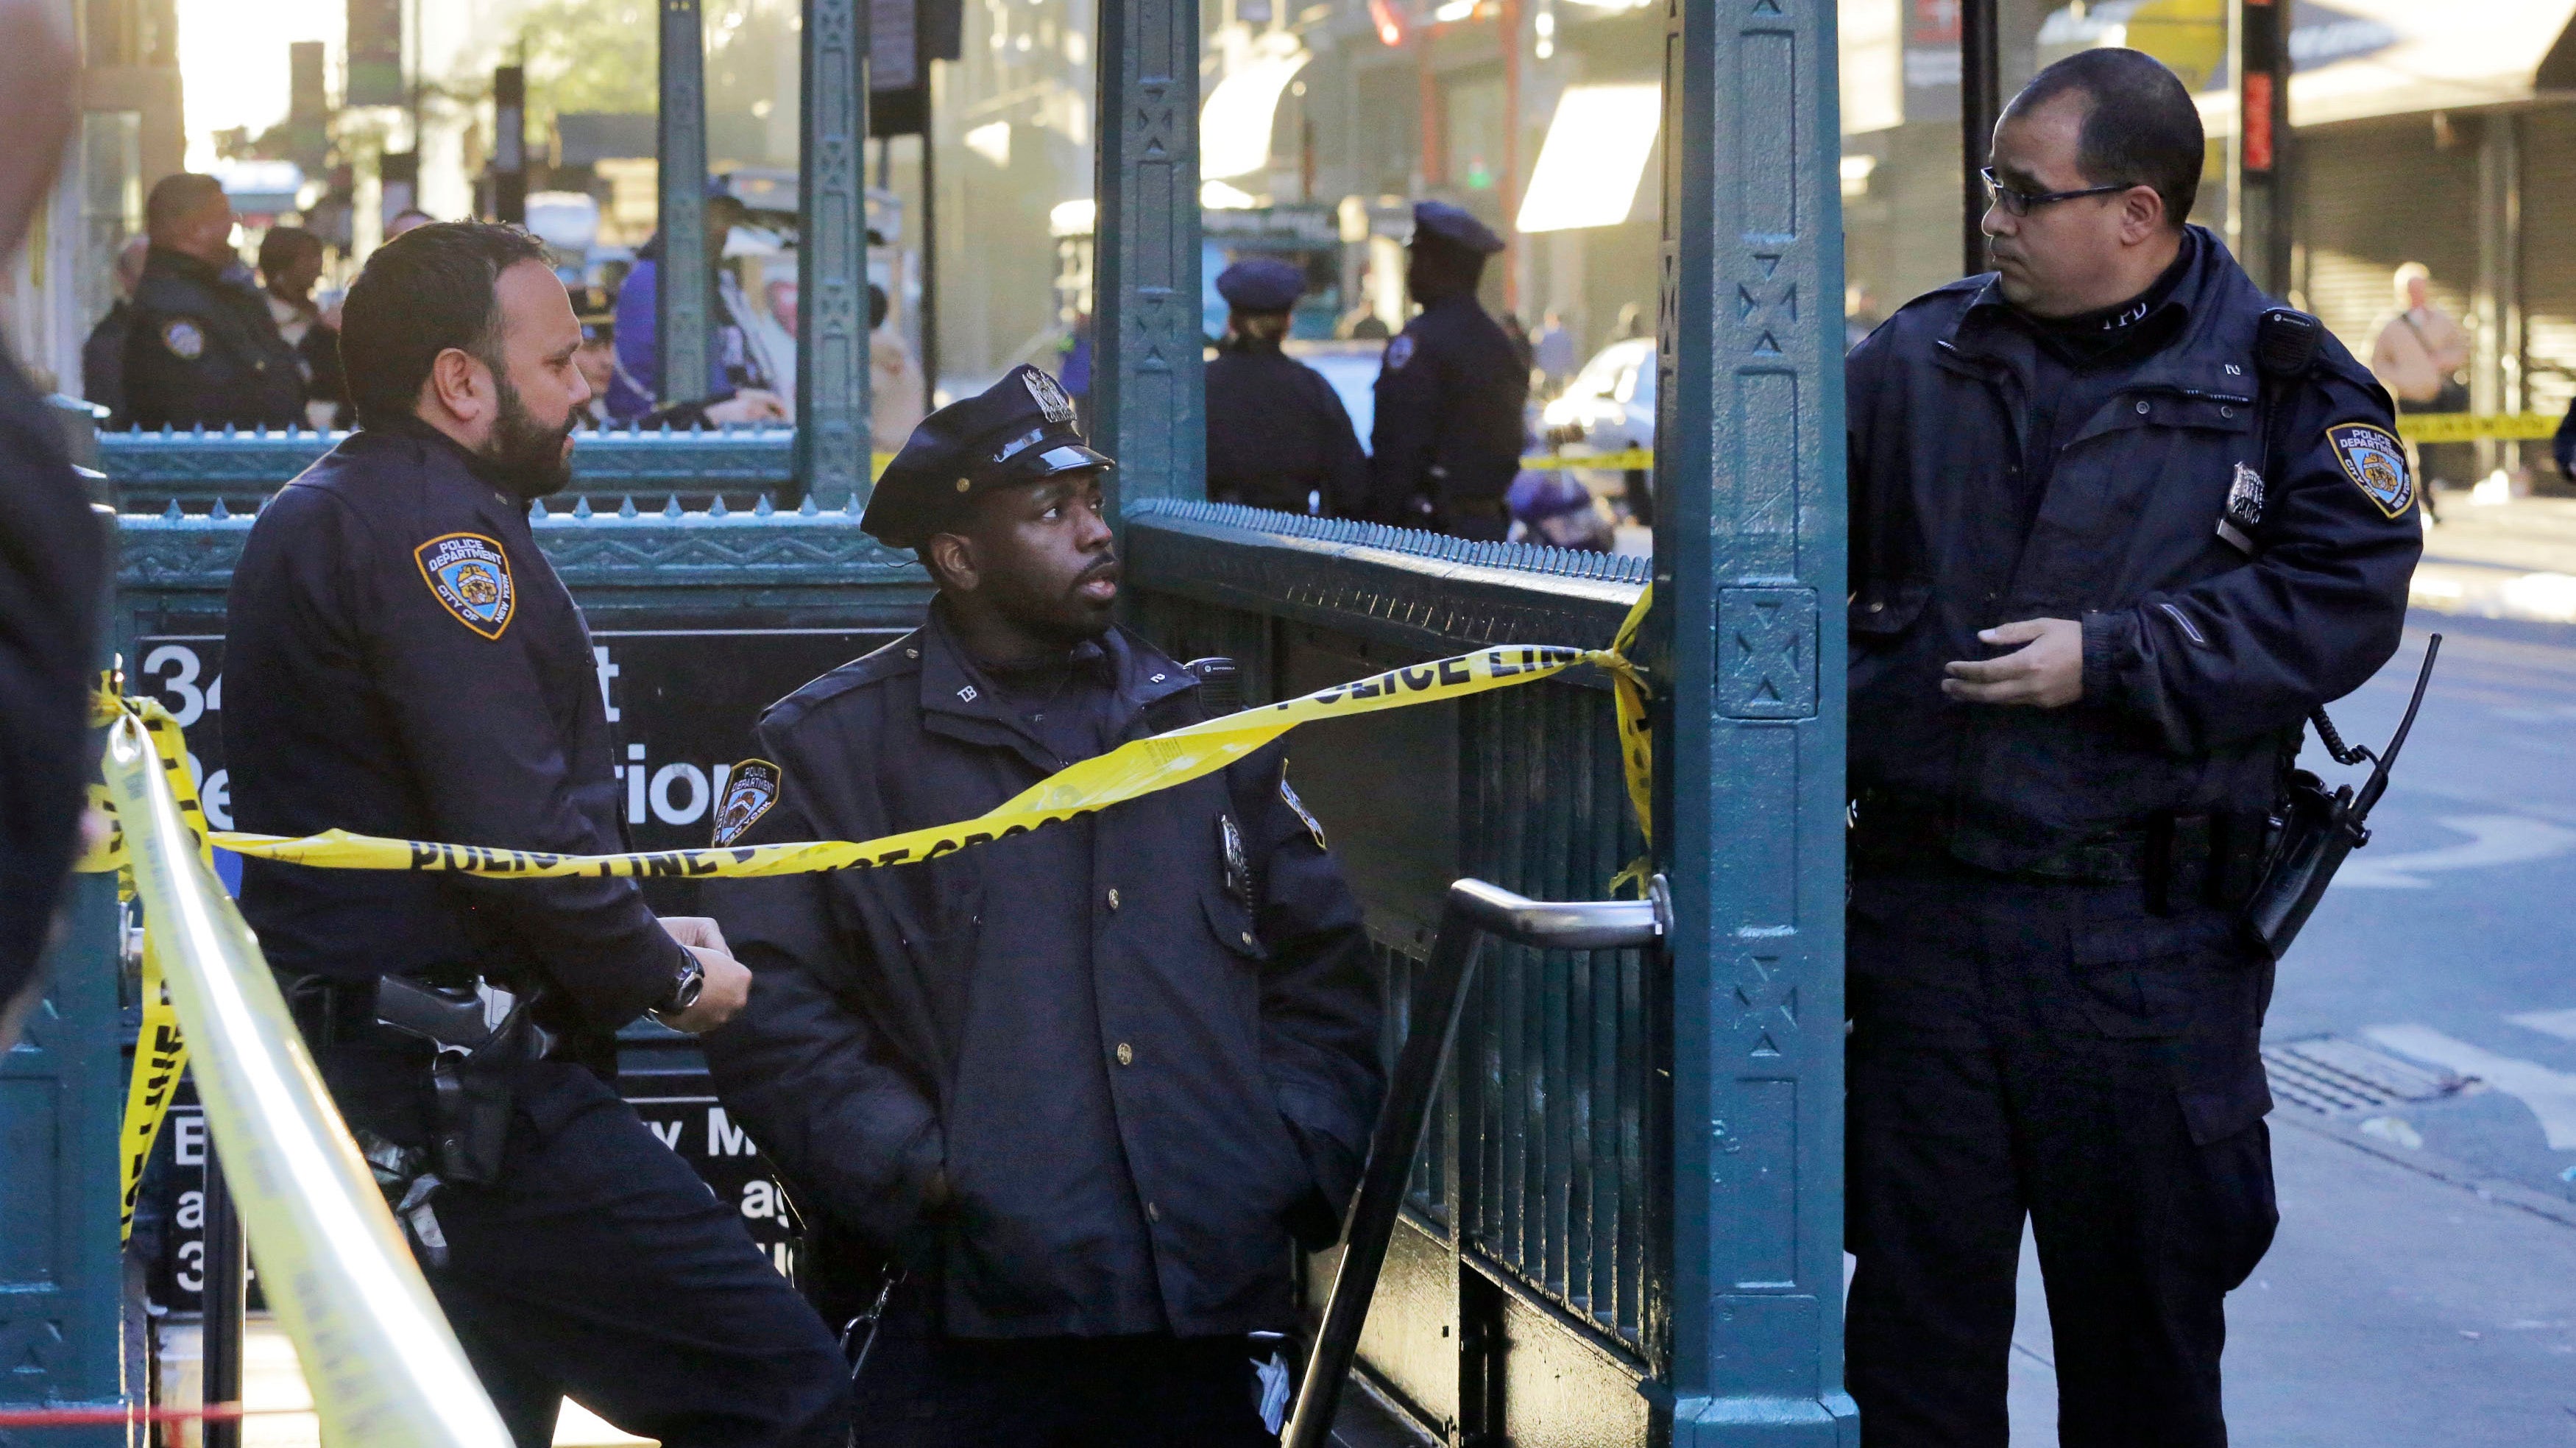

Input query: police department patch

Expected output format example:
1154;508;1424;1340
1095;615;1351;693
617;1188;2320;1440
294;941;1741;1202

712;760;782;846
1384;335;1415;372
413;533;517;639
160;319;205;360
2326;422;2413;518
1279;763;1327;852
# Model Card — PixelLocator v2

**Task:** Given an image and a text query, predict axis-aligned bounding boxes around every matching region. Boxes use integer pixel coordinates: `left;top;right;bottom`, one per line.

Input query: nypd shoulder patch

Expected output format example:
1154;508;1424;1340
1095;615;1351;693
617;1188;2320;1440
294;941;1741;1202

413;533;517;639
1384;335;1416;372
160;319;205;361
2326;421;2413;518
1279;763;1328;852
712;760;782;846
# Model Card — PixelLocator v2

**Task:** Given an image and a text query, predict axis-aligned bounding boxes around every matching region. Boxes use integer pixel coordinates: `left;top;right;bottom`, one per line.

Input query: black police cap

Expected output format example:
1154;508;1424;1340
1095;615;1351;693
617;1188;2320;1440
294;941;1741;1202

861;365;1114;548
1216;256;1306;313
1411;200;1506;256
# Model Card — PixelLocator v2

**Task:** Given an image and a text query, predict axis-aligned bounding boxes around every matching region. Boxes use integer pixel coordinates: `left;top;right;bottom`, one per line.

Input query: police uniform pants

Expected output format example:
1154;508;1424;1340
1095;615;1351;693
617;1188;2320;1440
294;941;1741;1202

846;1279;1279;1447
322;1050;853;1448
1843;863;2279;1448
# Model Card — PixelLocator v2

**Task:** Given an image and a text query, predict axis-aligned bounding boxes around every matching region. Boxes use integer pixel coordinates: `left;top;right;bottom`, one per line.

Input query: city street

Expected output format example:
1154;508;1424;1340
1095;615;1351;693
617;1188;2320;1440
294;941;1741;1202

2010;502;2576;1443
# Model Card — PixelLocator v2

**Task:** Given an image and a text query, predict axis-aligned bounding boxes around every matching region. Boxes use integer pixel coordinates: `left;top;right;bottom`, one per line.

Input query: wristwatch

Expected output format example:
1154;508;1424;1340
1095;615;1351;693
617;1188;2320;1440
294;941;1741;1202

648;952;706;1025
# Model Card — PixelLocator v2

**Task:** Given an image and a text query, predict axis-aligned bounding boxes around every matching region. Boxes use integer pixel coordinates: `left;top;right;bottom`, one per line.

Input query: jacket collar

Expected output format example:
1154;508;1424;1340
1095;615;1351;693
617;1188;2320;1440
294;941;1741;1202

1937;225;2261;400
914;598;1199;763
334;424;531;522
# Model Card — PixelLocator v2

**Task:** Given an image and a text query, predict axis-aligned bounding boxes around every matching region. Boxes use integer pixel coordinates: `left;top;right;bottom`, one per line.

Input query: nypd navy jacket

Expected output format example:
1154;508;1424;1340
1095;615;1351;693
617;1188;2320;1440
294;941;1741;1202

1845;227;2422;871
224;428;690;1045
699;609;1383;1338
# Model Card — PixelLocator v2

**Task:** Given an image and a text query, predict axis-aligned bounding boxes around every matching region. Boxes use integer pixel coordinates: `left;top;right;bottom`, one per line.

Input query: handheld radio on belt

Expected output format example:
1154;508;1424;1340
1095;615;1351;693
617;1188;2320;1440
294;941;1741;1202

2229;306;2442;958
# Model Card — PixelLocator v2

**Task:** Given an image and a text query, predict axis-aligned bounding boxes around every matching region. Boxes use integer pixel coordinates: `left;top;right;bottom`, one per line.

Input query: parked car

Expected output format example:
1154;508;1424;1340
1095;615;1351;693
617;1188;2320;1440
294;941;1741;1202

1540;338;1655;509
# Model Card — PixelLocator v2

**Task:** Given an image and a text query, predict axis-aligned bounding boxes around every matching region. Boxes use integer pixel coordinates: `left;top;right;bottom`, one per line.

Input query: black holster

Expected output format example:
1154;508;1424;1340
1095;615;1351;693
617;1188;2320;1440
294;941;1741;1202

2239;768;2356;961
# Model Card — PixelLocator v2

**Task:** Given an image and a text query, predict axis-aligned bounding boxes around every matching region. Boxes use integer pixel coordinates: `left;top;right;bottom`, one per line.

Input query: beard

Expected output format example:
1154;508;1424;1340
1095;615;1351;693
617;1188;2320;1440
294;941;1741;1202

479;373;578;499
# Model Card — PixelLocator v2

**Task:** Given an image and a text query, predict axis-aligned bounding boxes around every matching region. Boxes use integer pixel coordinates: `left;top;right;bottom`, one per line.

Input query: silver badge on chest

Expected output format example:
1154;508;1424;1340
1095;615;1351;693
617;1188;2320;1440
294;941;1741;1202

1220;813;1254;911
2216;461;2266;555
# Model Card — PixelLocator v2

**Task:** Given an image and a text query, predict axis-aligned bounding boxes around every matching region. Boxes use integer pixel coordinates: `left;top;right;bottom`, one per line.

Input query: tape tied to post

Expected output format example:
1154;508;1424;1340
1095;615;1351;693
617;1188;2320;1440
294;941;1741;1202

82;598;1656;885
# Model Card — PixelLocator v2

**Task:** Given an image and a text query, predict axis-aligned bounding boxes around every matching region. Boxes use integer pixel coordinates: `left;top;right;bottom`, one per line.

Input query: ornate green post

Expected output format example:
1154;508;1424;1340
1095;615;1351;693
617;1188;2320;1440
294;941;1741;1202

1649;0;1855;1438
797;0;871;501
658;0;712;406
1091;0;1206;514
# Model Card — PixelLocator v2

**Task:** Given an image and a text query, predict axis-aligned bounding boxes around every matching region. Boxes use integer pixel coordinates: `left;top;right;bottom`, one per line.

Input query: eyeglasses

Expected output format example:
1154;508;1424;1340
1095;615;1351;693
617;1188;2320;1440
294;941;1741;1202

1979;167;2134;217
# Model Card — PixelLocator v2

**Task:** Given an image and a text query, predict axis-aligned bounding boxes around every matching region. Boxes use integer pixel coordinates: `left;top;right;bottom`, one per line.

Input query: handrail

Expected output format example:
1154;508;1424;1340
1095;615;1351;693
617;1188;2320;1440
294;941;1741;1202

1281;877;1668;1448
102;715;509;1447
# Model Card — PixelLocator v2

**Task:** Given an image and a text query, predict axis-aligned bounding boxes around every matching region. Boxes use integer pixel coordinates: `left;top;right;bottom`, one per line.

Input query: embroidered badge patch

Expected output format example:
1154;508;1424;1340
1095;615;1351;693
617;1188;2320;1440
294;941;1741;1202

413;533;517;639
712;760;782;846
1279;764;1328;852
160;319;205;360
1384;335;1416;372
1023;367;1078;424
2326;422;2413;518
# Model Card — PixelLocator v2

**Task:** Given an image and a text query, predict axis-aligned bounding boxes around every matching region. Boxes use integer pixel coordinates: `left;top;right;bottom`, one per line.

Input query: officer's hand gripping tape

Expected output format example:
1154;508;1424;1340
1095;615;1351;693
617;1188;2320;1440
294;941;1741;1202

2241;635;2440;958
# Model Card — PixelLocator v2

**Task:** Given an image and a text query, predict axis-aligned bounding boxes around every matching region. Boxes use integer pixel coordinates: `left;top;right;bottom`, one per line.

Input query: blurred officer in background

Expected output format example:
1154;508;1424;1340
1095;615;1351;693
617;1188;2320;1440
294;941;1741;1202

1842;50;2418;1444
222;221;849;1448
1367;202;1527;538
0;0;104;1051
702;366;1384;1447
1204;256;1367;515
124;173;305;431
258;225;348;429
80;236;150;425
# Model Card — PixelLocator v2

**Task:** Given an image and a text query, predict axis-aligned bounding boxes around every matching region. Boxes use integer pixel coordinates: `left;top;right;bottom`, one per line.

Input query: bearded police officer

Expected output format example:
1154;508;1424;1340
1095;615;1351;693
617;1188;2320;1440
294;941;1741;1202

1366;202;1526;537
1842;50;2418;1443
1204;257;1367;515
124;173;305;431
222;222;849;1448
700;366;1384;1446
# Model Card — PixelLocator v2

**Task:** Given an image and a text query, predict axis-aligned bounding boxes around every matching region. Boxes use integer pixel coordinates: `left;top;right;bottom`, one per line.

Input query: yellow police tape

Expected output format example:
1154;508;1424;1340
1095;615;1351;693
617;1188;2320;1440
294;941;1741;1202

1521;448;1655;471
102;704;513;1446
89;604;1655;883
2393;412;2564;445
93;591;1653;1232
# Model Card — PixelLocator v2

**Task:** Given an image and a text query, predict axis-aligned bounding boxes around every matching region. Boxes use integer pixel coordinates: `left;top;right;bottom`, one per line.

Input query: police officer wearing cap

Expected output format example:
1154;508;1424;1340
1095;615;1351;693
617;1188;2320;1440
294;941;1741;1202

699;365;1384;1446
124;173;305;431
1205;256;1367;515
222;222;851;1448
1843;51;2418;1443
1365;200;1527;537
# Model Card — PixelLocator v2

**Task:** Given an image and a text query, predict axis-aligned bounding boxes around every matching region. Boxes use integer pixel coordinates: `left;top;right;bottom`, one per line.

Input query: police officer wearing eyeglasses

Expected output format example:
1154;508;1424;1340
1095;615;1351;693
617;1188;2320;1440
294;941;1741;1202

1842;50;2418;1444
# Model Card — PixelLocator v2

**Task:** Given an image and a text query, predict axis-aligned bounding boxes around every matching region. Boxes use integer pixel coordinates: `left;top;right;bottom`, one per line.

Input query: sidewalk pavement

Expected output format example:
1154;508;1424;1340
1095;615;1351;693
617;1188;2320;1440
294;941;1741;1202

2411;495;2576;629
2009;1112;2576;1446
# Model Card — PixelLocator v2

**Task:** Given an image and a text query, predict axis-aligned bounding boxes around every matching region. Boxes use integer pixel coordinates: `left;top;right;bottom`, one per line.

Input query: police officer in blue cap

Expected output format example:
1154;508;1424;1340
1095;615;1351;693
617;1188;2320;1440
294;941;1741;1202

1365;201;1528;537
702;366;1384;1446
1204;256;1368;515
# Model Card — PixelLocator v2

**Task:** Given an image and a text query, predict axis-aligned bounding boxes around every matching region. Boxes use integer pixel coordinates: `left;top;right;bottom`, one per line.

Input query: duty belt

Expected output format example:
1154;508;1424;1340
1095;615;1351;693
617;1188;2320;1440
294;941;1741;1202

1850;798;2269;912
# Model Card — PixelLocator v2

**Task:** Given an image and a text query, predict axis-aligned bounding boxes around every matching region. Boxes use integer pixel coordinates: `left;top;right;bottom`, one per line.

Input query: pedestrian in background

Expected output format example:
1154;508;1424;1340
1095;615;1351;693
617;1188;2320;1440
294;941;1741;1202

1366;202;1528;538
259;225;348;429
0;0;104;1052
1204;256;1367;516
81;236;149;425
609;185;786;423
1531;307;1577;393
870;282;927;455
124;173;305;431
2371;261;2472;509
1842;49;2417;1443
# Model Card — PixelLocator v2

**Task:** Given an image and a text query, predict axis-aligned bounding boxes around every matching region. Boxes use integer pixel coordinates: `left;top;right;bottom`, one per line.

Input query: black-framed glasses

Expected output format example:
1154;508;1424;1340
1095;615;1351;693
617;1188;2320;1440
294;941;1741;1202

1979;167;2133;216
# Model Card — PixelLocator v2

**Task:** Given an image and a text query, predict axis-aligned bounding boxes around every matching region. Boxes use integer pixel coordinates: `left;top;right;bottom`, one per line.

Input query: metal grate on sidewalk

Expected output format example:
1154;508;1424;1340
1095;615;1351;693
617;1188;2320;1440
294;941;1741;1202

2262;1035;2474;1115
